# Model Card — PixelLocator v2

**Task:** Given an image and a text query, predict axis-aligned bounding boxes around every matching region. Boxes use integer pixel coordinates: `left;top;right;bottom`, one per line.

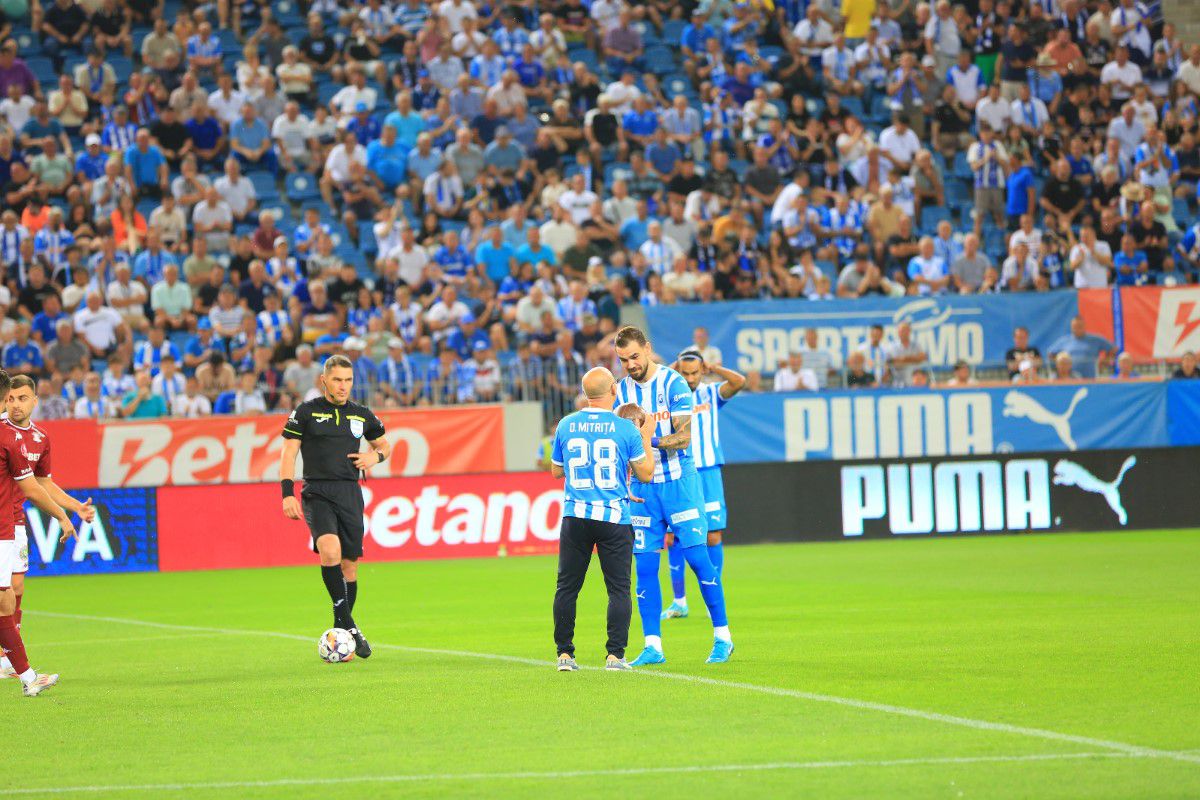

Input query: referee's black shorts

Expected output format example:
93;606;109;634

301;480;366;559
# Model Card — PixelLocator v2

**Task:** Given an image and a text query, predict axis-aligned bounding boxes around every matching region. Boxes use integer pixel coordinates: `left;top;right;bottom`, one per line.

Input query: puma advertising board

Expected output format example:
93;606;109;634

723;447;1200;542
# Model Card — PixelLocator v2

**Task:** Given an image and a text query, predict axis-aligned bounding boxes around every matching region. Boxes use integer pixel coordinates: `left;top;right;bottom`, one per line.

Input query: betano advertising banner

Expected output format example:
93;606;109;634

645;292;1078;372
720;382;1175;463
156;471;563;572
39;406;508;489
725;446;1200;541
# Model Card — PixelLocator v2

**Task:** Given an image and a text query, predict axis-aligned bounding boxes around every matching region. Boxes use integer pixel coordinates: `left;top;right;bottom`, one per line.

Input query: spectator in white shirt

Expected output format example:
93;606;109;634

1100;45;1143;101
878;114;922;172
1069;225;1114;288
74;292;128;358
557;173;599;226
975;83;1013;134
233;371;267;414
172;375;213;416
639;221;683;274
773;351;819;392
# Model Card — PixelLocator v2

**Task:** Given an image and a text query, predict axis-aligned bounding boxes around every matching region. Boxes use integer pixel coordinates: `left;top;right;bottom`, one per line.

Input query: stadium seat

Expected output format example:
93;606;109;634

661;20;686;46
286;172;320;204
247;171;280;203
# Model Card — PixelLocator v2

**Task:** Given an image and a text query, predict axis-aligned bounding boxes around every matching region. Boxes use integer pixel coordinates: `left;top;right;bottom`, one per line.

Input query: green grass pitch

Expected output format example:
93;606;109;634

9;529;1200;799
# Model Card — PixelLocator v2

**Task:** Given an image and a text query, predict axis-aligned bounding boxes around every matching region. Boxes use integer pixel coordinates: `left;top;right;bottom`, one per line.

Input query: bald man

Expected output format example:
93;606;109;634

549;367;655;672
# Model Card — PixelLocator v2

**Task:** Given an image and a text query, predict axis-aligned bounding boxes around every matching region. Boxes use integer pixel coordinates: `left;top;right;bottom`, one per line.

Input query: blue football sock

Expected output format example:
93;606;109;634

707;541;724;576
634;551;663;639
667;540;687;601
683;544;728;628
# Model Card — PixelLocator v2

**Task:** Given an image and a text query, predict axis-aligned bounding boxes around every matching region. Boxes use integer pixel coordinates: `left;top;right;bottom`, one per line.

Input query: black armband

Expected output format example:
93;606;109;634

281;479;295;499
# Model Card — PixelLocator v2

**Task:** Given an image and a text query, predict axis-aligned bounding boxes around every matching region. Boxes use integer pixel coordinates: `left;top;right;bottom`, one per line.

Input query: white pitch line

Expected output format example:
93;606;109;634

27;633;222;648
0;751;1155;796
30;611;1200;766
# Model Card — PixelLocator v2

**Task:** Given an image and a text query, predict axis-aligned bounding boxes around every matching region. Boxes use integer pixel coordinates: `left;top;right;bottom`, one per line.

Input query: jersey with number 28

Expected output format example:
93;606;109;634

551;408;646;524
690;381;727;469
615;365;694;483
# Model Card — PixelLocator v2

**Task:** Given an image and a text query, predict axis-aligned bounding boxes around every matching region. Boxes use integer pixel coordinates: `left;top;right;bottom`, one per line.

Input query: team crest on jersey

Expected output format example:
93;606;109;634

657;394;665;405
349;419;364;438
31;431;42;443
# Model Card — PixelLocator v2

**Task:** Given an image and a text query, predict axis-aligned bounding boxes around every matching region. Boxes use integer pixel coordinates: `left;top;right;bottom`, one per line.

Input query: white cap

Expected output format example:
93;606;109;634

85;133;101;146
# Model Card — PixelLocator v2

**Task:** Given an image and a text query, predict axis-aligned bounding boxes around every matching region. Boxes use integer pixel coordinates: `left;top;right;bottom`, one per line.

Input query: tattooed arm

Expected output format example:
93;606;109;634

657;414;692;451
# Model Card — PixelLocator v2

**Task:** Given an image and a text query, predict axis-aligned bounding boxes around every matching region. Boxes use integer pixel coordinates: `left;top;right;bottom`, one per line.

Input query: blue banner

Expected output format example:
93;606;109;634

1166;380;1200;445
645;293;1079;372
719;383;1170;463
25;488;158;577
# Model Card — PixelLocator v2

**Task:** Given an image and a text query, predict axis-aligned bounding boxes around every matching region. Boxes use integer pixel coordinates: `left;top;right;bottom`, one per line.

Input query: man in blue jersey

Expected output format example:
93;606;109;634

612;326;734;665
661;346;746;620
551;367;656;672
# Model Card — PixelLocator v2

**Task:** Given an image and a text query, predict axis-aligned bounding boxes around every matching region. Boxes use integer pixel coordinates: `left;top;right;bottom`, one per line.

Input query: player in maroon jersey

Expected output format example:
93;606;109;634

0;371;77;695
0;376;95;680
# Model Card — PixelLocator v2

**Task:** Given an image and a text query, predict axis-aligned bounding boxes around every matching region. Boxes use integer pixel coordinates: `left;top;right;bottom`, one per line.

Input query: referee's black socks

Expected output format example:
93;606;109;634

321;565;355;630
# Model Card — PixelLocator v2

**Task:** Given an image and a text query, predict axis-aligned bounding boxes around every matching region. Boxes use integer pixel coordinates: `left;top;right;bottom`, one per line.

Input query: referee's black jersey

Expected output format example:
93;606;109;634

281;397;386;481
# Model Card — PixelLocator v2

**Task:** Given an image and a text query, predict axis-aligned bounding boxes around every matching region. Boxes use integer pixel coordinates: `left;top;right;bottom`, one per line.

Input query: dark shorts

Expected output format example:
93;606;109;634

302;480;365;560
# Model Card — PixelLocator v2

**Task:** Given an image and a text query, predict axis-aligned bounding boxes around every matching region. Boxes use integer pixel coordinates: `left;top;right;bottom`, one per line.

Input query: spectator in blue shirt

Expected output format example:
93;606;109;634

1113;234;1150;286
443;314;492;361
186;103;225;168
1048;316;1115;379
1005;149;1037;227
346;102;382;146
474;226;516;284
483;127;524;175
366;123;407;191
2;323;42;375
622;96;659;152
515;227;557;267
124;128;169;199
74;134;108;189
230;103;278;175
382;93;424;150
31;294;68;344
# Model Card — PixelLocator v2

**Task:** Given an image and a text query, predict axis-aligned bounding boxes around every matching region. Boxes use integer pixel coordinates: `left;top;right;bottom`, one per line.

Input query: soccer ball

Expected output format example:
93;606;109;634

318;628;356;663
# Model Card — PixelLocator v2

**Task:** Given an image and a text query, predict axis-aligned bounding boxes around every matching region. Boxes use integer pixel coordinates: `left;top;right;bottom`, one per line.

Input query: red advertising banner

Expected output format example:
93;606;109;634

156;471;563;571
1077;286;1200;360
41;406;507;489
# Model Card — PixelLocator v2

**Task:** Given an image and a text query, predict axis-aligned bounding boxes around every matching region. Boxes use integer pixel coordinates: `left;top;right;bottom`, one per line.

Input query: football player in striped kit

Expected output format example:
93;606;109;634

613;326;733;665
661;347;746;620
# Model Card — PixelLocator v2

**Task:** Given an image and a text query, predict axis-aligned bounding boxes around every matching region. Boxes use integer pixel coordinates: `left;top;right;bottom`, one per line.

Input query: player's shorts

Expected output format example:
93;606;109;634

630;472;709;554
12;526;28;575
0;539;18;589
697;467;727;532
301;480;366;560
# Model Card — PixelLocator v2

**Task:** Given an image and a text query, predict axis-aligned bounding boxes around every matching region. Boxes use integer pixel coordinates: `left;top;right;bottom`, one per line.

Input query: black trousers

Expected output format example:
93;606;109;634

553;516;633;659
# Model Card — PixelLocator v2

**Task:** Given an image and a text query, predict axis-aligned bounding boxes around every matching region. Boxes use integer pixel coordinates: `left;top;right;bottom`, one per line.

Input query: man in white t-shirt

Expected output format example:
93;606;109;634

171;375;213;417
975;84;1013;134
793;6;834;59
271;101;315;171
437;0;477;34
1177;46;1200;97
321;129;367;206
773;351;819;392
1069;226;1113;288
386;226;428;286
557;173;599;226
878;114;922;172
771;171;807;225
74;292;127;357
1100;46;1143;101
330;68;378;122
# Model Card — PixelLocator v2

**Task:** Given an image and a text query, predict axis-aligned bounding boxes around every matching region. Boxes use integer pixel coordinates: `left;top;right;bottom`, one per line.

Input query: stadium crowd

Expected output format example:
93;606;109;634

0;0;1196;421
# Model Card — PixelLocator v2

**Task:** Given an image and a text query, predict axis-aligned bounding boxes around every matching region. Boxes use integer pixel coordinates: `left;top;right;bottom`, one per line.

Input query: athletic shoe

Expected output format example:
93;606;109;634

557;655;579;672
660;601;689;620
22;673;58;697
705;639;734;664
349;628;372;659
628;646;666;667
0;664;16;679
605;656;632;671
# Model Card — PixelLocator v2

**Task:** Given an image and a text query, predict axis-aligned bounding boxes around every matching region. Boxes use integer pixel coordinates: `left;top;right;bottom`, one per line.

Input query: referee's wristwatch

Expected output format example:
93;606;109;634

376;450;385;463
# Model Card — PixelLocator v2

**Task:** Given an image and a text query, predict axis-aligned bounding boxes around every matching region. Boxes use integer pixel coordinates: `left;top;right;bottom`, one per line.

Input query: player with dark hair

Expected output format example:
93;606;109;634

0;375;96;678
660;348;746;619
612;326;734;665
0;370;78;695
279;354;392;659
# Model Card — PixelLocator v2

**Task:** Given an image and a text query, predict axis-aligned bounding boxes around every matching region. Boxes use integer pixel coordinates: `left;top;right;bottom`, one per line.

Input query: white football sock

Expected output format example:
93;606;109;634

645;635;663;650
713;626;732;642
0;656;10;671
673;597;688;606
18;669;35;685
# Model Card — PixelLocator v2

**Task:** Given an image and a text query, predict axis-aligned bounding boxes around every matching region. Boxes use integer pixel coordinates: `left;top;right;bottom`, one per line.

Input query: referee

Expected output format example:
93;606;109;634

280;354;391;658
550;367;655;672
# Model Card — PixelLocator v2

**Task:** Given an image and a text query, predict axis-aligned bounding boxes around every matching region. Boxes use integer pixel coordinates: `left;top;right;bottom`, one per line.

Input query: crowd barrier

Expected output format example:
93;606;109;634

646;292;1078;372
1080;286;1200;358
40;404;541;490
719;381;1200;463
725;446;1200;541
25;471;563;577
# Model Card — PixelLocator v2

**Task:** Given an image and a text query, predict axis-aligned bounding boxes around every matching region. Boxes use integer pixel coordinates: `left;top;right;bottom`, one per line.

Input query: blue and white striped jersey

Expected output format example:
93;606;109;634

615;365;695;483
551;408;646;525
690;382;727;469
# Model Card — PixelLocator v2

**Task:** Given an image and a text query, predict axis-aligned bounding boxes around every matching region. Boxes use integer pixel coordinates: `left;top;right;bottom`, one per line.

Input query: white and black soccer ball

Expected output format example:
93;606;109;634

318;628;356;663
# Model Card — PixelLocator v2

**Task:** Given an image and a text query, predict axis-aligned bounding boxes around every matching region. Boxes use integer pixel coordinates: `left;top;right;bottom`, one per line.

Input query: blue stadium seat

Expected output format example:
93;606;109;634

247;171;279;203
358;222;378;257
921;205;951;231
661;20;686;46
286;172;320;204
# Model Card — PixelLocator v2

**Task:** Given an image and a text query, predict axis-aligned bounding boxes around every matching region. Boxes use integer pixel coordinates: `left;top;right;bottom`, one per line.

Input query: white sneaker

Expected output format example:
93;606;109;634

22;673;58;697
